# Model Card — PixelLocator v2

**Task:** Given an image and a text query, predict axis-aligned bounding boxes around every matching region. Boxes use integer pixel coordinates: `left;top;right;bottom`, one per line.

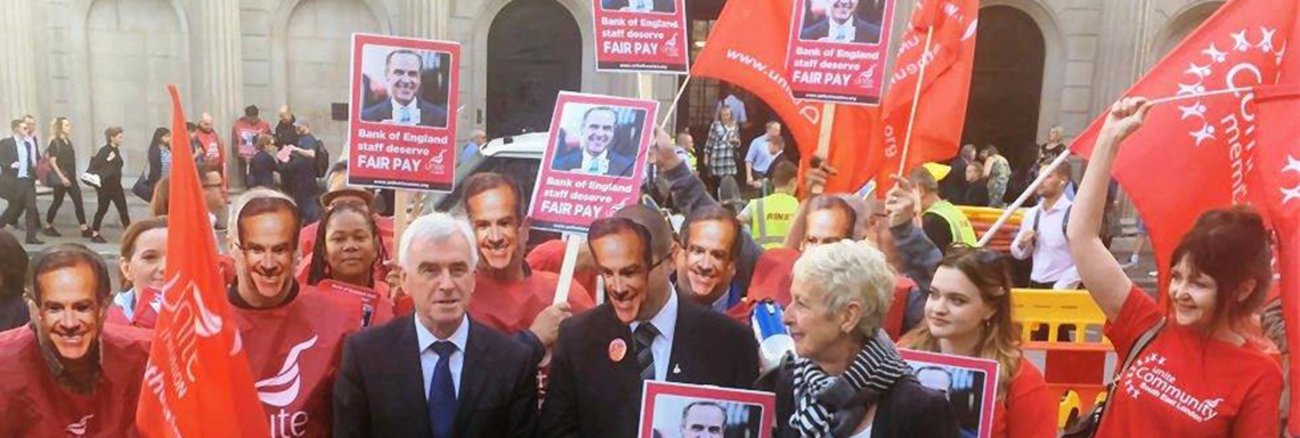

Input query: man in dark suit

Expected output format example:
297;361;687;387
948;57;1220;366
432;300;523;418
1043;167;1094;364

602;0;675;13
539;205;759;437
360;49;448;128
552;106;636;177
800;0;883;44
334;212;537;438
0;118;43;244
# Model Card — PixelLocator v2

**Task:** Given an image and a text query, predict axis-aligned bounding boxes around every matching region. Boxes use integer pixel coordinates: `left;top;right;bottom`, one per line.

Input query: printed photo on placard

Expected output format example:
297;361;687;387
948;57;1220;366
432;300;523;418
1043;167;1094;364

528;92;657;234
785;0;895;104
639;381;776;438
899;349;1000;438
348;33;461;192
592;0;690;73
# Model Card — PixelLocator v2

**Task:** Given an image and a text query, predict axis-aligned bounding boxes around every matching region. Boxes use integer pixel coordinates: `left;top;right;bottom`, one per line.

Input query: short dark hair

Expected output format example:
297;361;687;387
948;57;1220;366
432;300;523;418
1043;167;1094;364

1042;162;1072;180
771;161;798;188
26;244;112;305
104;126;123;143
385;49;422;70
681;401;727;424
244;105;259;117
10;119;21;131
462;172;526;220
587;217;653;268
185;122;197;132
582;106;618;126
983;145;999;156
681;205;743;262
808;195;858;237
237;196;301;249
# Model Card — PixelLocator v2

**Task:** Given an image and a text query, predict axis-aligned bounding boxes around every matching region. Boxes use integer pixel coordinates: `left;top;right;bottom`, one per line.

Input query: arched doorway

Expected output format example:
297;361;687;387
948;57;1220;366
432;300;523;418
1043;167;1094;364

1153;2;1223;61
961;5;1046;173
486;0;583;138
87;0;189;172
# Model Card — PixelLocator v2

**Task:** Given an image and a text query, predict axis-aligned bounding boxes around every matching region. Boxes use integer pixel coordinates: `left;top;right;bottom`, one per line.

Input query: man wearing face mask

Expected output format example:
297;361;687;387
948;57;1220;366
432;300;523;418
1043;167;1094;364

461;172;593;353
227;188;364;437
552;106;635;177
0;244;152;436
539;205;758;438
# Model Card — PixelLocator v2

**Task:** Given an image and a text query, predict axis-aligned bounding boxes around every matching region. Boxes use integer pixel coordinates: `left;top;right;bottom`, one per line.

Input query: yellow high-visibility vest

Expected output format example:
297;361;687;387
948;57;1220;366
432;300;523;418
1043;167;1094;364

747;193;798;249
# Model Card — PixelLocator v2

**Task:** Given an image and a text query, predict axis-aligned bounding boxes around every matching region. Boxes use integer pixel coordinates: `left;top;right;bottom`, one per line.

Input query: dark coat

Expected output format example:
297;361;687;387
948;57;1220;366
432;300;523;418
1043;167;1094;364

551;149;637;177
332;316;538;438
800;17;883;44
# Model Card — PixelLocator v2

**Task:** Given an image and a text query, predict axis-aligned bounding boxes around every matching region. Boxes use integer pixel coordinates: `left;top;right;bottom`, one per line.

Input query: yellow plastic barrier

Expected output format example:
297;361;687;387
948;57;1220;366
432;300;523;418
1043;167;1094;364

956;206;1028;252
1012;289;1110;345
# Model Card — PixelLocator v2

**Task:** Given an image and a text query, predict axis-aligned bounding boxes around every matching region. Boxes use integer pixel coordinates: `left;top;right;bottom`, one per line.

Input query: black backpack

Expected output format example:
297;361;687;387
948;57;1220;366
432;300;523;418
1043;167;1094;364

313;139;330;178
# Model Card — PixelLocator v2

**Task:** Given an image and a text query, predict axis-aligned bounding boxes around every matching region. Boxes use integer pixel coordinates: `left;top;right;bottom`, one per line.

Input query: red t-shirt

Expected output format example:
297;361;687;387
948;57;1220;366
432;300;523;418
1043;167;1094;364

526;239;599;302
992;357;1055;438
470;270;594;335
233;287;362;438
0;324;152;437
1097;286;1283;436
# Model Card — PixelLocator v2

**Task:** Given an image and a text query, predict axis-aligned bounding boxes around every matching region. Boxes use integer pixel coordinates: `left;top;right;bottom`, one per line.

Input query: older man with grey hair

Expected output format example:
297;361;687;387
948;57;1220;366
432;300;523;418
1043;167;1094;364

335;212;538;438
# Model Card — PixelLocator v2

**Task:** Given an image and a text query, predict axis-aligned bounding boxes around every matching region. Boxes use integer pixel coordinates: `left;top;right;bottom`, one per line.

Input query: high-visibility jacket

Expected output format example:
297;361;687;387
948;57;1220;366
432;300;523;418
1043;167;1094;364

925;199;978;246
747;192;798;249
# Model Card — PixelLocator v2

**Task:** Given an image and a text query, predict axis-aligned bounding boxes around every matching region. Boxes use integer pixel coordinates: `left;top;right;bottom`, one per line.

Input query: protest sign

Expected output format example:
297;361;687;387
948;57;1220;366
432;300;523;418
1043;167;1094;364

785;0;895;104
347;33;460;191
639;381;776;438
900;349;1000;438
317;280;393;327
592;0;689;73
528;92;657;234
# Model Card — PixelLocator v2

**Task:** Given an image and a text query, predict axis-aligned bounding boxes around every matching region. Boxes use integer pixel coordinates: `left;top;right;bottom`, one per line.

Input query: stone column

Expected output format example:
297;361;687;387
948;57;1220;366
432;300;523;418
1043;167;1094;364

0;0;38;120
197;0;246;186
405;0;451;39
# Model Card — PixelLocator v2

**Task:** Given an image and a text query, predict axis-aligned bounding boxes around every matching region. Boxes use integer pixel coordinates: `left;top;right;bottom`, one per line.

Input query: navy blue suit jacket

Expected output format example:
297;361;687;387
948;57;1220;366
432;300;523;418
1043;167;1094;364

552;149;637;178
801;17;882;44
360;99;448;128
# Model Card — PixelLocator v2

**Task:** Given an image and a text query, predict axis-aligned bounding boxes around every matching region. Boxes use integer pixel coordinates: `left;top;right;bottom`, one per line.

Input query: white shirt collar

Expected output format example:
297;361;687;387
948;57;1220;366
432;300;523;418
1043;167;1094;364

415;313;469;354
391;98;421;124
1040;195;1072;214
830;18;856;34
631;285;678;343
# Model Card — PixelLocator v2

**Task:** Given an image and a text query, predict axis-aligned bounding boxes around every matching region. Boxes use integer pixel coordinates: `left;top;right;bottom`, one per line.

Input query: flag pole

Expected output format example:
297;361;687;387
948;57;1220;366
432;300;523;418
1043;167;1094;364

659;75;693;131
811;102;837;195
976;146;1073;246
1147;86;1257;105
895;25;936;177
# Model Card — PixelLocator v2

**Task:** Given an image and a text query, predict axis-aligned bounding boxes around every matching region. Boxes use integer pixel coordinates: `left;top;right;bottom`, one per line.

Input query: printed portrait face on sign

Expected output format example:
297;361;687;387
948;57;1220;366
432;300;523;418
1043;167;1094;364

650;395;762;438
798;0;885;45
900;350;999;438
549;103;648;179
599;0;676;14
358;45;452;129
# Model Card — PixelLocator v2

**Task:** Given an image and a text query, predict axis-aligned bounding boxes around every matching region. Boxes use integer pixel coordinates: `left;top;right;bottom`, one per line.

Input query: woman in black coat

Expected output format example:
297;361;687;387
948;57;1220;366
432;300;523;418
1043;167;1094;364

762;240;957;438
88;127;130;243
42;117;90;238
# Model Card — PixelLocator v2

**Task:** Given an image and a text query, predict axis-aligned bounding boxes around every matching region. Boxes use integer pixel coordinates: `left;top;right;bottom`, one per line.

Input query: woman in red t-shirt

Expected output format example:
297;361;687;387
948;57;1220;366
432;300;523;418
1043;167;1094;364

1069;97;1283;436
898;246;1055;438
300;203;395;326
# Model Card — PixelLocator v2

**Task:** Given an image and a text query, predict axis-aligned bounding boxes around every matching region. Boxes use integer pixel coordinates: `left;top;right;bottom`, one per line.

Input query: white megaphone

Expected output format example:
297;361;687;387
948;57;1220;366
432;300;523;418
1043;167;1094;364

750;299;795;371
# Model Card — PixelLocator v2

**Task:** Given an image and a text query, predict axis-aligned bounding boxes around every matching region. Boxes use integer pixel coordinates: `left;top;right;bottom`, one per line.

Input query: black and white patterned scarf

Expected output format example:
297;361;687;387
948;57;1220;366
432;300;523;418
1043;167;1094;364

790;330;911;437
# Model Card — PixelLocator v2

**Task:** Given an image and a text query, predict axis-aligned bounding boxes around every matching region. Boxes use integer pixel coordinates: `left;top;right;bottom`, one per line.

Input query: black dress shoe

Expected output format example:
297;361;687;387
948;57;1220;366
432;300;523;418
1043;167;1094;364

42;226;61;237
90;234;107;244
82;228;94;238
25;237;44;245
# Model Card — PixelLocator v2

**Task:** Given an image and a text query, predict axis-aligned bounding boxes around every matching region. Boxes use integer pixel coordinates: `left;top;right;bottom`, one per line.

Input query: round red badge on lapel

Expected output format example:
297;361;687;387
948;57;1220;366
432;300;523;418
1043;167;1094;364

609;338;627;362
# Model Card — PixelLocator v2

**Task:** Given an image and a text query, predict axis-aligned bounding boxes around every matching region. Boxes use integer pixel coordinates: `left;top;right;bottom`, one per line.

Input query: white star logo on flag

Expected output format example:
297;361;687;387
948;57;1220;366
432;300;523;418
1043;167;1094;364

1185;63;1212;79
1203;44;1228;63
1231;29;1252;51
1258;27;1277;52
1191;125;1216;146
1179;102;1207;120
1284;155;1300;206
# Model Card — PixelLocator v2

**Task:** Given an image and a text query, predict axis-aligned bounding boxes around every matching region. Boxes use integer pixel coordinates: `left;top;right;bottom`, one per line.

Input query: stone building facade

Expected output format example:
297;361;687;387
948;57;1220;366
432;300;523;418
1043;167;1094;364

0;0;1225;186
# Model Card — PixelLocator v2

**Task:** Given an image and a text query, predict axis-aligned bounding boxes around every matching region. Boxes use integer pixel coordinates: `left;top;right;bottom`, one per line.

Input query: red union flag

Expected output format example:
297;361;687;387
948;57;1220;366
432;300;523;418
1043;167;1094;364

1069;0;1298;295
136;86;269;437
876;0;979;194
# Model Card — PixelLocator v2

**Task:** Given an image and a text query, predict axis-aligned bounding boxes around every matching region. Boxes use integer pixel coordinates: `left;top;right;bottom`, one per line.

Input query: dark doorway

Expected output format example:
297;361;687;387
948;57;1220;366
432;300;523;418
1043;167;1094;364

962;6;1045;174
487;0;583;138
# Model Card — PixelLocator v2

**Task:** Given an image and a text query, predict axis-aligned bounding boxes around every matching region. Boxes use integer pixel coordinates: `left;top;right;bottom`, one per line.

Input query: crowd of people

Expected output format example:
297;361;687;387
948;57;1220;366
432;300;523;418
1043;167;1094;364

0;94;1286;437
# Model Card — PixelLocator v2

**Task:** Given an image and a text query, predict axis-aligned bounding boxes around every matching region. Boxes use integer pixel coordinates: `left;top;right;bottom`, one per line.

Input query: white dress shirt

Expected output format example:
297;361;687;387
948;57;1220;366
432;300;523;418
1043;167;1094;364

579;150;611;175
828;19;857;42
13;136;31;179
1011;197;1080;288
630;0;654;11
629;288;679;381
391;98;422;126
416;314;469;398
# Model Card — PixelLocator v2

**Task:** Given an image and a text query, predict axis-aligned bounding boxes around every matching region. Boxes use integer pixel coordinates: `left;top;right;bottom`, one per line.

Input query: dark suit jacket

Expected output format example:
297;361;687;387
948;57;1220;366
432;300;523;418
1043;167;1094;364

539;298;759;437
0;138;36;199
360;99;448;128
552;149;636;178
333;316;537;438
602;0;675;13
800;17;883;44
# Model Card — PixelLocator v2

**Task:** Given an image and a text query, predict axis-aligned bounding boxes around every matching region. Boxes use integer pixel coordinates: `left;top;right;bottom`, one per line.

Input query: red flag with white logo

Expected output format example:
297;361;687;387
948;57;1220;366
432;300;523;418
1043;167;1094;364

875;0;980;194
136;86;269;437
692;0;881;193
1254;82;1300;435
1069;0;1299;295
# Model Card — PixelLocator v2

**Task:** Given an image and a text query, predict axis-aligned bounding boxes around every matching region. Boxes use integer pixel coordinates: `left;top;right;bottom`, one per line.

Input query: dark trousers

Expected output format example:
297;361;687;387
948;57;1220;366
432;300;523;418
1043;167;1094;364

1;180;40;240
92;186;130;231
47;182;87;225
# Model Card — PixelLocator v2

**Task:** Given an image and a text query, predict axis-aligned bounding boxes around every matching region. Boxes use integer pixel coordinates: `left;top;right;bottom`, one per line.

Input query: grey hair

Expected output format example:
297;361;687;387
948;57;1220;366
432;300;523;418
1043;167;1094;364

399;212;478;270
793;240;896;338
